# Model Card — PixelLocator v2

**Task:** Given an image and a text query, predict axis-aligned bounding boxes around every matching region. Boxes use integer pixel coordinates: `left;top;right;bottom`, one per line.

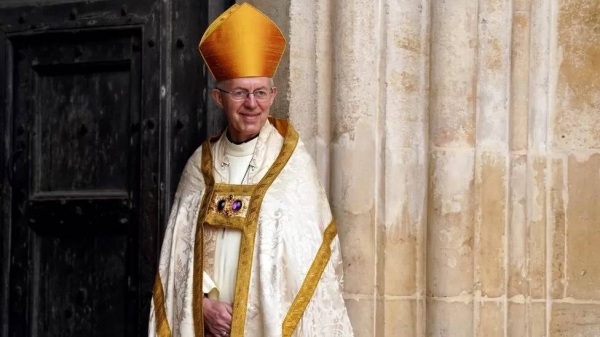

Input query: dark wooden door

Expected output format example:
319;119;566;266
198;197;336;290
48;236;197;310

0;0;229;336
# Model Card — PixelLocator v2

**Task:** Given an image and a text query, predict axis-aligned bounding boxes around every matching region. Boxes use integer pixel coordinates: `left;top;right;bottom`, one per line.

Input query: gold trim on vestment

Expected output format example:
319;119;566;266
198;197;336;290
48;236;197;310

193;141;216;337
193;119;299;336
282;220;338;337
230;121;298;336
152;273;172;337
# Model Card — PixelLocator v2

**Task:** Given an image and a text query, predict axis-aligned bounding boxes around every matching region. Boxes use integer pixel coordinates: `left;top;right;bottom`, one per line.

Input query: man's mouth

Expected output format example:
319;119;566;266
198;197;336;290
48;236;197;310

241;113;260;122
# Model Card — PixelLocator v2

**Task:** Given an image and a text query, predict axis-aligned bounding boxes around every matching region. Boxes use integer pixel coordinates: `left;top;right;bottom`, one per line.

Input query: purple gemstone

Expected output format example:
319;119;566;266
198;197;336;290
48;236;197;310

217;199;226;211
232;200;243;212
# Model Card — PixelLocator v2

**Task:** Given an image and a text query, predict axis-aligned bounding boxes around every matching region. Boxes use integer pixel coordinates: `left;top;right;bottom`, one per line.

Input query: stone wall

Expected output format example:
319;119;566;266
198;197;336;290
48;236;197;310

241;0;600;335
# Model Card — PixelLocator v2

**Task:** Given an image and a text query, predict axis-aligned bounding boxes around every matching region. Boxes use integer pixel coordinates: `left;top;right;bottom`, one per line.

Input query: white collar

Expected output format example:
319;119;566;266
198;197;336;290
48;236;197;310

224;135;258;157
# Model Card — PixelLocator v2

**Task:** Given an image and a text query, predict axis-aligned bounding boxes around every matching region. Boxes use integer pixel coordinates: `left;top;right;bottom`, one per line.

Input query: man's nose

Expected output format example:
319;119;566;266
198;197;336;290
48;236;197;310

244;93;258;108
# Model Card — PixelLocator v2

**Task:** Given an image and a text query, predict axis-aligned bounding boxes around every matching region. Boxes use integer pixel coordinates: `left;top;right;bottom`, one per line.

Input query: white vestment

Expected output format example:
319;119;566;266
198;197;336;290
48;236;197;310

149;119;353;337
204;135;257;304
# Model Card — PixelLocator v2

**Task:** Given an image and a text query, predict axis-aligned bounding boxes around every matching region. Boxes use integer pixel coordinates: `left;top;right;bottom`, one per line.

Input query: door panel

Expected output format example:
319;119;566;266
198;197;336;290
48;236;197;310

9;28;143;337
29;32;139;197
0;0;227;335
35;64;131;193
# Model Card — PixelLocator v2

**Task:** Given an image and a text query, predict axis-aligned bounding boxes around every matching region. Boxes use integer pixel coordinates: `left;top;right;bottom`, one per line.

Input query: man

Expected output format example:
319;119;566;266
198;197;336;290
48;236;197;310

148;3;353;337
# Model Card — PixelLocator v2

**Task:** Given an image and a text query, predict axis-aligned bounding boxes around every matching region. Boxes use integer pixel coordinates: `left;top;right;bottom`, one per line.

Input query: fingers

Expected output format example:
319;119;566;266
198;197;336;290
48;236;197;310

216;302;232;330
218;302;233;325
204;299;233;334
221;315;231;331
224;302;233;315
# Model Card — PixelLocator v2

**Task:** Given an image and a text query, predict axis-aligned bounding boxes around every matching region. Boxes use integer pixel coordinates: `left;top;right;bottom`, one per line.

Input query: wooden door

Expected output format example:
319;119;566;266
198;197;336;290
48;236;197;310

0;0;229;336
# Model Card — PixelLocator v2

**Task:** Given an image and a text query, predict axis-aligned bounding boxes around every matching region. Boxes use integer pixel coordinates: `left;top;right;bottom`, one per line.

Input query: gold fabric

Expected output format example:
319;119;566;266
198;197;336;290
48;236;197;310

148;119;354;336
199;3;286;81
282;220;338;336
151;273;172;337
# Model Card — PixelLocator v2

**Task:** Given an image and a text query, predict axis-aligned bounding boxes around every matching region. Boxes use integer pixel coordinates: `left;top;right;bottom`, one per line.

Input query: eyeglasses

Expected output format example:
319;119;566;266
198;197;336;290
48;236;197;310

216;87;273;101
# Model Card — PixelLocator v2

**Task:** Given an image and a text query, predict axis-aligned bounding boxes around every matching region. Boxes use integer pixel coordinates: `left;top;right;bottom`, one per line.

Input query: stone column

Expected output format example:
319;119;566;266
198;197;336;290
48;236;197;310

379;1;429;336
259;0;431;334
329;1;381;334
427;0;478;334
473;0;512;335
248;0;600;335
507;0;532;335
549;0;600;335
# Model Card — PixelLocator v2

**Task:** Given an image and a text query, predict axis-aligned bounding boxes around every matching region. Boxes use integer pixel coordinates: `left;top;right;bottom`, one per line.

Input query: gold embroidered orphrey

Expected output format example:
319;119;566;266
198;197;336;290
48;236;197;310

150;119;353;337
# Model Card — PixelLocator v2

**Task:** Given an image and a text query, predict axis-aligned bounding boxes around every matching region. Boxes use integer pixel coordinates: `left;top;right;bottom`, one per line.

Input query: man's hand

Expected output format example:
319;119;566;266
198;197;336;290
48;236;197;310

203;297;233;337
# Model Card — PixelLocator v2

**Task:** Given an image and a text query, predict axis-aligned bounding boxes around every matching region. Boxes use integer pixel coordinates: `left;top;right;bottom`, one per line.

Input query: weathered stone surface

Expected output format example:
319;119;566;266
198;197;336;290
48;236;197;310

427;150;475;297
311;0;334;189
287;0;317;153
508;155;528;297
507;302;547;337
476;0;510;149
429;0;478;147
329;0;380;299
336;208;375;296
381;0;429;299
383;149;425;296
267;0;600;335
383;214;417;296
551;157;567;299
331;0;379;142
567;154;600;300
528;157;547;299
510;11;530;151
507;303;526;337
529;0;551;153
514;0;531;11
345;298;374;336
477;152;507;297
475;0;511;300
554;0;600;150
531;303;546;337
331;122;377;296
477;301;504;337
384;0;428;150
551;303;600;336
384;300;417;336
426;301;473;336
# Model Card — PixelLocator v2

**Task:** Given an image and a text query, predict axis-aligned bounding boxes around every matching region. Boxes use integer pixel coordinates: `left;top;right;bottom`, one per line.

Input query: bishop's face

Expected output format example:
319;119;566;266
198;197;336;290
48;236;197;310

211;76;277;143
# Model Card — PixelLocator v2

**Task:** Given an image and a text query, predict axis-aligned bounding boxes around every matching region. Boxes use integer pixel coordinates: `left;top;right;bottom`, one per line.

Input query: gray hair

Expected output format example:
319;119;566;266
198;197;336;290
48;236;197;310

216;77;275;88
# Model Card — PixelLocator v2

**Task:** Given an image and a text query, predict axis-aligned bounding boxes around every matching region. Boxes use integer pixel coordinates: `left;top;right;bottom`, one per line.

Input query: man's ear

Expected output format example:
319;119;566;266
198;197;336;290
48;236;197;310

211;89;224;108
269;87;278;104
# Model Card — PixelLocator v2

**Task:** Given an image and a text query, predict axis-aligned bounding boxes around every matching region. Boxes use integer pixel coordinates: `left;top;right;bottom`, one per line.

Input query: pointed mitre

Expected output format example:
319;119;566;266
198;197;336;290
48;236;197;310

198;3;286;81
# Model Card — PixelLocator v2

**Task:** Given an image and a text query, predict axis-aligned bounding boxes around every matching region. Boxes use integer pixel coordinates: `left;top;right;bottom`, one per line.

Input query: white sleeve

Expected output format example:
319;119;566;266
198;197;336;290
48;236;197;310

203;271;220;299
